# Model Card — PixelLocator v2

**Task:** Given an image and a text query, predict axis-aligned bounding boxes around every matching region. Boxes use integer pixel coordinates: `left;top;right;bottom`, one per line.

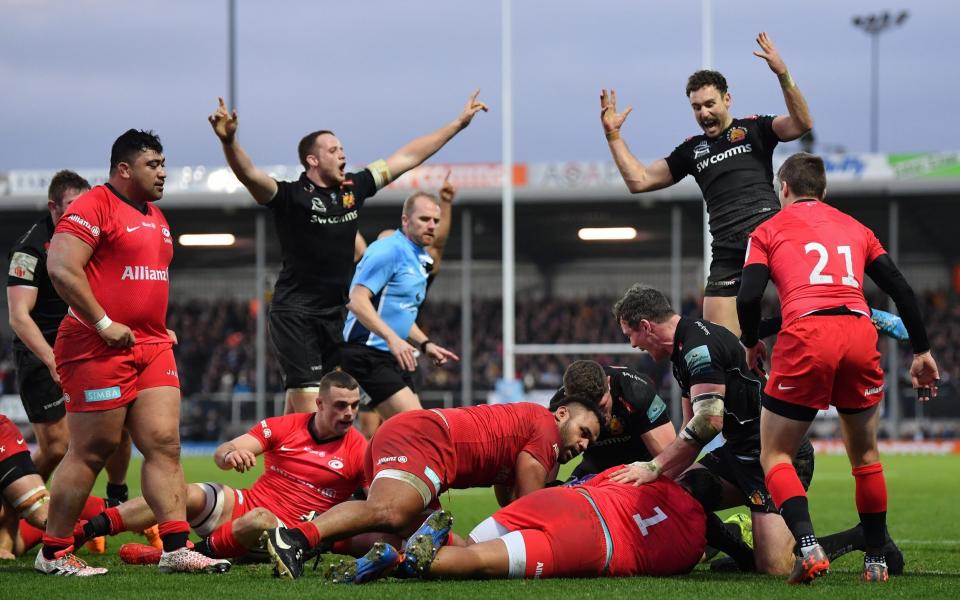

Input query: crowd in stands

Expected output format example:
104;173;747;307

1;290;956;439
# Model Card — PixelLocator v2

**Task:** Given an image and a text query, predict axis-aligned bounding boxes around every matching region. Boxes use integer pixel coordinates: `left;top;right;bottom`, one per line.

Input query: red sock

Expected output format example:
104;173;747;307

206;522;248;558
765;462;807;509
104;506;126;535
158;519;191;552
80;496;107;520
19;519;44;551
41;534;74;559
293;522;322;549
853;463;887;513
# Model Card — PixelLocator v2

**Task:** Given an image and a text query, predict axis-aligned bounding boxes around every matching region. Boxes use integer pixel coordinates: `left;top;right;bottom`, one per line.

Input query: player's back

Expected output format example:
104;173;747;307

440;403;560;489
748;200;885;324
581;467;706;576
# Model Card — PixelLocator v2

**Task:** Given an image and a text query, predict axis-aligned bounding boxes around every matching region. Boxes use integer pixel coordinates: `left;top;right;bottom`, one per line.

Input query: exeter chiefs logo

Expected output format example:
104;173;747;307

727;127;748;144
608;415;624;435
342;191;355;209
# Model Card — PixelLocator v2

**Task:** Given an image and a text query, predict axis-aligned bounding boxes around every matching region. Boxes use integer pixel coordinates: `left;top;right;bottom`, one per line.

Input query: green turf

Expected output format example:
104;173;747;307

3;453;958;598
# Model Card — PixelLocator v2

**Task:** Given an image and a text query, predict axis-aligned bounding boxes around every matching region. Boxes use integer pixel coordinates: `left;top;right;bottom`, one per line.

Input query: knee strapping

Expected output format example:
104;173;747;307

13;486;49;519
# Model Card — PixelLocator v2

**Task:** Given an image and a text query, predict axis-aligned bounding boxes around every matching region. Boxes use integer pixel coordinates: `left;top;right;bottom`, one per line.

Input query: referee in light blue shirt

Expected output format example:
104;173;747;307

339;191;459;419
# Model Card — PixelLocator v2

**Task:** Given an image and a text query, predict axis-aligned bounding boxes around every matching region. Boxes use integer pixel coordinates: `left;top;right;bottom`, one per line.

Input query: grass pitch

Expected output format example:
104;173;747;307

3;453;958;599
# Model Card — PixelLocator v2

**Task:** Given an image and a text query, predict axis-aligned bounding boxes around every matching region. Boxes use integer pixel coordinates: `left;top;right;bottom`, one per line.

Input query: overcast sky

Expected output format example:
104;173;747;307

1;0;956;171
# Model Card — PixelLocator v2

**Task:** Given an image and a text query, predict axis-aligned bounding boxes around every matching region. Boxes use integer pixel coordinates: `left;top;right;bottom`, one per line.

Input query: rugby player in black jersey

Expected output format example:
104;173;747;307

601;32;812;337
609;284;902;576
208;93;487;414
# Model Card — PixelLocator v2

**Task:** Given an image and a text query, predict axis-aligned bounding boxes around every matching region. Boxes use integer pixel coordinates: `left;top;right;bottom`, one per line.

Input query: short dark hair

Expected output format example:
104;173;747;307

48;170;90;206
777;152;827;199
110;129;163;174
319;370;359;394
553;392;605;429
297;130;335;170
686;70;728;97
562;360;608;404
613;284;676;328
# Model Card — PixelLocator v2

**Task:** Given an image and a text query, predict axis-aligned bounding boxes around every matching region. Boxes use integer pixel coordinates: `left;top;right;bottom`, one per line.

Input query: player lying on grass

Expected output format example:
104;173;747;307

331;464;709;583
0;414;125;560
76;371;392;563
264;397;603;579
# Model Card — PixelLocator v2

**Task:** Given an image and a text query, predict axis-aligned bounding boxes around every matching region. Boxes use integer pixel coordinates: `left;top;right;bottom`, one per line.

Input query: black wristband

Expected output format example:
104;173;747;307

419;339;432;353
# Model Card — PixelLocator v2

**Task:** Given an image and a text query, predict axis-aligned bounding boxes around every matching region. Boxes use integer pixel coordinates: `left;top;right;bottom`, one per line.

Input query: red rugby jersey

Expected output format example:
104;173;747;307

437;403;561;489
54;185;173;346
245;413;367;526
745;200;886;324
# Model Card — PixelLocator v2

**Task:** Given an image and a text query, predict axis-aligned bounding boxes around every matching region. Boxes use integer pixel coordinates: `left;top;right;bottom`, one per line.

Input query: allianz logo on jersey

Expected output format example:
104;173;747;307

67;214;100;237
696;144;753;173
121;265;169;281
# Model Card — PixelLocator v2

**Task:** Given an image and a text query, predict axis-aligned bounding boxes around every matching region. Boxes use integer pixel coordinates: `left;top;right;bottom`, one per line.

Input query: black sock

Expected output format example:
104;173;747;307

819;524;865;561
162;532;190;553
779;496;816;545
704;512;755;572
284;527;310;548
83;513;112;539
106;483;129;507
860;512;887;554
194;538;213;557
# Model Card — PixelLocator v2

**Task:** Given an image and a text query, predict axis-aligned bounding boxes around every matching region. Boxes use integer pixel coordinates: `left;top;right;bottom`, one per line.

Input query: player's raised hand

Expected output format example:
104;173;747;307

911;351;940;401
425;342;459;367
600;89;633;135
99;321;135;348
439;171;456;204
609;461;659;487
208;96;239;144
388;336;419;372
456;89;489;129
753;32;787;75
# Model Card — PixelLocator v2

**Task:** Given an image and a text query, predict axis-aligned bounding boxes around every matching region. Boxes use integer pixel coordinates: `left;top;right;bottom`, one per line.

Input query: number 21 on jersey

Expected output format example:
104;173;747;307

805;243;860;288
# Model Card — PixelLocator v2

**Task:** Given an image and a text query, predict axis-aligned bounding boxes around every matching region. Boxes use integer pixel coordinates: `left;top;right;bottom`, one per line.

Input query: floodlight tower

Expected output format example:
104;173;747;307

852;10;909;152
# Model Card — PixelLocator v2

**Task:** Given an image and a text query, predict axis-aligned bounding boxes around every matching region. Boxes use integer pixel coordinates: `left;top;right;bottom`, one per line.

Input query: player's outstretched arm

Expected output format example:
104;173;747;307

208;97;278;205
214;433;264;472
47;233;135;348
753;32;813;141
348;284;418;372
737;263;771;372
639;422;678;458
407;323;459;367
384;90;488;183
509;451;550;505
600;89;675;193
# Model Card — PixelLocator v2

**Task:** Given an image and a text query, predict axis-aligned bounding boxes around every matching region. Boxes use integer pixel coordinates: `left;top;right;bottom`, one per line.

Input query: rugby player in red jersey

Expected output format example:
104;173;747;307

333;465;707;583
738;152;940;584
264;398;602;579
77;371;388;563
36;130;226;576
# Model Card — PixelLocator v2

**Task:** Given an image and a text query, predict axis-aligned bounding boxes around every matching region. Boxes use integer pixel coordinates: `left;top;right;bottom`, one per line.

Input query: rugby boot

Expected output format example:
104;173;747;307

330;542;402;584
871;308;909;342
157;546;231;574
142;524;163;550
862;556;890;583
263;528;305;580
880;529;905;575
787;543;830;584
35;546;108;576
397;509;453;577
120;542;162;565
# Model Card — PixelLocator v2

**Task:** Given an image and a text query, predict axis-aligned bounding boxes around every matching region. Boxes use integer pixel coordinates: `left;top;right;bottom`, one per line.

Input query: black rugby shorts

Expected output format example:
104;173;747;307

337;344;415;408
14;348;65;423
268;307;345;389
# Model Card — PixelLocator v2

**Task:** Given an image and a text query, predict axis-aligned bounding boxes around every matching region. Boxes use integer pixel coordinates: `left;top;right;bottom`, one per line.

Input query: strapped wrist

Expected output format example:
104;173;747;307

605;129;621;142
94;314;113;332
778;71;796;90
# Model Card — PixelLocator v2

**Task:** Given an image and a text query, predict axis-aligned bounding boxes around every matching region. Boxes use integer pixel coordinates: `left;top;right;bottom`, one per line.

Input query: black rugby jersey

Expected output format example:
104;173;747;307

550;365;672;477
665;115;781;244
670;317;762;447
6;214;67;348
268;170;377;312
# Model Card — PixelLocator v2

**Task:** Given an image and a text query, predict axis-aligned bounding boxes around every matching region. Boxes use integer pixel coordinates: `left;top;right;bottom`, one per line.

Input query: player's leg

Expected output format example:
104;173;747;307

702;296;741;337
104;428;132;505
838;404;889;581
423;536;512;579
374;387;422;419
750;512;796;575
29;419;69;481
269;308;324;415
3;470;48;531
284;389;319;414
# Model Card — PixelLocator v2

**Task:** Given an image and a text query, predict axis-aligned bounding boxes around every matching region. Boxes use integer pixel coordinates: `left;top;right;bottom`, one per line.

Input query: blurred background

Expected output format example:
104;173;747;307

2;0;957;443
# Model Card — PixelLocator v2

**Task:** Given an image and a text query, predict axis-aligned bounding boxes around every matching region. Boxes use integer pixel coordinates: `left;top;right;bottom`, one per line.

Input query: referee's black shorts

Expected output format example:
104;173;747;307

338;343;415;408
268;307;345;389
14;348;65;423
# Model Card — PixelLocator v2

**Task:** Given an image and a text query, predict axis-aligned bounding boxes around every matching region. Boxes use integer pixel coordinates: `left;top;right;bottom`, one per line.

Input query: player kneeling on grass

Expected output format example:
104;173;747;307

76;372;387;566
332;464;708;583
264;396;602;579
